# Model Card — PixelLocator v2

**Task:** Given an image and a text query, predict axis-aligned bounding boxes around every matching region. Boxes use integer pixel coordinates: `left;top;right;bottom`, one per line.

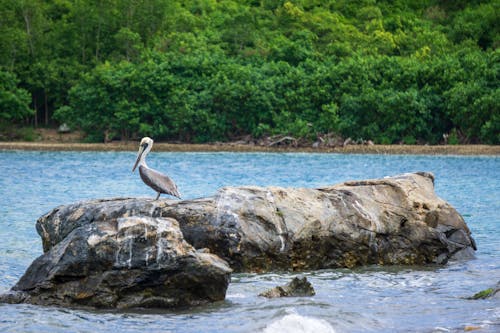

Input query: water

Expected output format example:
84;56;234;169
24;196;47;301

0;151;498;332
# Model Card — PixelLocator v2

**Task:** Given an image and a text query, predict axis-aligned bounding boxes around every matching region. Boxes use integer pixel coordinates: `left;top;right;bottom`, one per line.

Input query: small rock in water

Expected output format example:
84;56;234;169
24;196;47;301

259;277;315;298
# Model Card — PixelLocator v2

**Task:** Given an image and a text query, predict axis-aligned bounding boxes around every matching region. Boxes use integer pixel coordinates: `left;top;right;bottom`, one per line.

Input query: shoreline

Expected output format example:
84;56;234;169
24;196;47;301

0;141;499;155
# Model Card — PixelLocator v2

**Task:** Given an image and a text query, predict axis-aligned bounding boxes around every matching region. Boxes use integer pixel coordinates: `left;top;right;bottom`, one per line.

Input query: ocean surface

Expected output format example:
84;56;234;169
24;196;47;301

0;150;498;333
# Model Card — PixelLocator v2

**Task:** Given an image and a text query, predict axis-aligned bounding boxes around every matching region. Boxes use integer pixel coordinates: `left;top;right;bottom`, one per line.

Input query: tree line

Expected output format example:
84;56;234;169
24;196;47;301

1;0;498;144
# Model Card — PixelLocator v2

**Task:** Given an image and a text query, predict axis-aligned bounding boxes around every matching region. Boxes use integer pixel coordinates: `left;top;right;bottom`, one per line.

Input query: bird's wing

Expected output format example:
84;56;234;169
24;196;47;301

139;166;181;198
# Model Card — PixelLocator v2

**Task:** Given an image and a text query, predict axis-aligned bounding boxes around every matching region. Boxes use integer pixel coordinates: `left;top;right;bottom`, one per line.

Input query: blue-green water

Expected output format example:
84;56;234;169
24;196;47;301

0;151;498;332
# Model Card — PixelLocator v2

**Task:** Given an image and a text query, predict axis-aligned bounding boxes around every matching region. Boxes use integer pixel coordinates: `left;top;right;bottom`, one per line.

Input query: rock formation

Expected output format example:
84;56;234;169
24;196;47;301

3;216;231;308
163;171;476;271
259;277;315;298
1;172;476;308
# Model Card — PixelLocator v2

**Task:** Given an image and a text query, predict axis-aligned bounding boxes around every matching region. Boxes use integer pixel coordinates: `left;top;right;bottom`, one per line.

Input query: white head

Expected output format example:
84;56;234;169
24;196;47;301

132;137;154;172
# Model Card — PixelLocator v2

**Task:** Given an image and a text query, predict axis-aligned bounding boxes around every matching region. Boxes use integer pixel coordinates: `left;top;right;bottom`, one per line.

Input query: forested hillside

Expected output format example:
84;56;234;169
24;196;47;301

1;0;498;144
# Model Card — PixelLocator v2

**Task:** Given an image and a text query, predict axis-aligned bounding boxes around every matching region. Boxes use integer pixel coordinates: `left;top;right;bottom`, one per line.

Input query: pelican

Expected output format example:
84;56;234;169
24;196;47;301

132;137;181;200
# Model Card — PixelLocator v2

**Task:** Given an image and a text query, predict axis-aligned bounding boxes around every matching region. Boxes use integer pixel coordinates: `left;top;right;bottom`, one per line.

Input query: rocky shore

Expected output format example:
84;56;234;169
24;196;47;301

0;172;476;309
0;141;499;155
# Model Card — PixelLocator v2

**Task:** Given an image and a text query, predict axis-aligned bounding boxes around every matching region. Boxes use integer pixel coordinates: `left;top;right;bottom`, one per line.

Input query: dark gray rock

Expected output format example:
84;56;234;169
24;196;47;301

4;216;231;309
259;277;315;298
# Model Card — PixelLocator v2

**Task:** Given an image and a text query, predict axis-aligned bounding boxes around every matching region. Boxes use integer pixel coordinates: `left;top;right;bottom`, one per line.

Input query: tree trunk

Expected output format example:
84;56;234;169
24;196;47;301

22;9;34;56
95;18;101;62
33;95;38;128
44;90;49;126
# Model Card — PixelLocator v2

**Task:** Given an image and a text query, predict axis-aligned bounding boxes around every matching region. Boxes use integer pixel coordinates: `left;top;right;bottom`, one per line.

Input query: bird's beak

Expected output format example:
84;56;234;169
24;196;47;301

132;145;145;172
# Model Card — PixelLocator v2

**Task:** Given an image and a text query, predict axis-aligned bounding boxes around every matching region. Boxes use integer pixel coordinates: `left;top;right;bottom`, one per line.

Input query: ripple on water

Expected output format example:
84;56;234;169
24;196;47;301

0;152;499;332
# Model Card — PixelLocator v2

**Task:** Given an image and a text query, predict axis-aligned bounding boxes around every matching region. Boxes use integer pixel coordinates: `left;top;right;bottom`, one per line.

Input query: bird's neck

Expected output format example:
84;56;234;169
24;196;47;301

139;145;152;168
139;157;148;169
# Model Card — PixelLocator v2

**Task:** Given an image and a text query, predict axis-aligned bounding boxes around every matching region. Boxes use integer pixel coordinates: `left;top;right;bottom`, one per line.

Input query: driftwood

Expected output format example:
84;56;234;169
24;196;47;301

268;135;298;147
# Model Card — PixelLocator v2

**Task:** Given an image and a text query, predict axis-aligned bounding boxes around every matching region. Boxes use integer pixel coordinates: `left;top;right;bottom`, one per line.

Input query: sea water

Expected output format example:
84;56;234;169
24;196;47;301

0;151;498;332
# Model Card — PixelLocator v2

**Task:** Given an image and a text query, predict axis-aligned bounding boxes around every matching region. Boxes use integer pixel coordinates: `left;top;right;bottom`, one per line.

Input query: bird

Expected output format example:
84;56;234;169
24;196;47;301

132;137;181;200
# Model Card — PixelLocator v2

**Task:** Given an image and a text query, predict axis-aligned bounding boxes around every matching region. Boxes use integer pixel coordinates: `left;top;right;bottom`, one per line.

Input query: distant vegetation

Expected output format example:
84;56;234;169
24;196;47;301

0;0;498;144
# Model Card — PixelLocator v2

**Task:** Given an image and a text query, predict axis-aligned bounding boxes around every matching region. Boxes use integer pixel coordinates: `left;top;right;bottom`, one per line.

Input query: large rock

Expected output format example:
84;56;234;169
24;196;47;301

1;172;476;308
163;172;476;271
4;215;231;308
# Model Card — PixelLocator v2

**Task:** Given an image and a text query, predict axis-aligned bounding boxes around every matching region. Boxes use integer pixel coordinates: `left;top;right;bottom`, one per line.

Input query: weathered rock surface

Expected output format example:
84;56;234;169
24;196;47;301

259;277;315;298
163;171;475;271
4;216;231;308
1;172;476;308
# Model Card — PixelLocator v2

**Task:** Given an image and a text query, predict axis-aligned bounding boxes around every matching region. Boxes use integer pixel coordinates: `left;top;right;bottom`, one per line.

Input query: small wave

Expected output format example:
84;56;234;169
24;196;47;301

225;293;247;299
263;313;335;333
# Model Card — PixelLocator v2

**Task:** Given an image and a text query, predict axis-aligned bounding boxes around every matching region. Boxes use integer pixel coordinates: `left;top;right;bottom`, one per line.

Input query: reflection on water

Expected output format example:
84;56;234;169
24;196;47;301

0;151;499;332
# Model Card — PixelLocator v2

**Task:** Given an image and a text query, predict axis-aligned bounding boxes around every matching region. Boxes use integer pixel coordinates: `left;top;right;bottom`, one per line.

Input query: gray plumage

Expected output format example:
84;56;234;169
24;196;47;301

132;137;181;200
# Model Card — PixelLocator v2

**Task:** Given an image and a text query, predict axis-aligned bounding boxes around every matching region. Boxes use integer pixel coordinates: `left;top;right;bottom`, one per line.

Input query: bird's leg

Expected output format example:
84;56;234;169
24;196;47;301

155;192;160;200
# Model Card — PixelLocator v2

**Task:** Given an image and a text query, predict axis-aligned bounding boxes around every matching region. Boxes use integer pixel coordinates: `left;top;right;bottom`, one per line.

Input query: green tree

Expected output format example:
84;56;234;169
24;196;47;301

2;0;499;144
0;70;32;121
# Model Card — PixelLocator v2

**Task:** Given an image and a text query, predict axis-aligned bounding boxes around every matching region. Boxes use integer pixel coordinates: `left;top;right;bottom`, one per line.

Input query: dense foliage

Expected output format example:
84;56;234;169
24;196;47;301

1;0;498;144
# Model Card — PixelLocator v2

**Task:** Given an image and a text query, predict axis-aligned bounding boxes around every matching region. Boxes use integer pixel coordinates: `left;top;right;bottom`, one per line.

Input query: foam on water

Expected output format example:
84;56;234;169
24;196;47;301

263;312;336;333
